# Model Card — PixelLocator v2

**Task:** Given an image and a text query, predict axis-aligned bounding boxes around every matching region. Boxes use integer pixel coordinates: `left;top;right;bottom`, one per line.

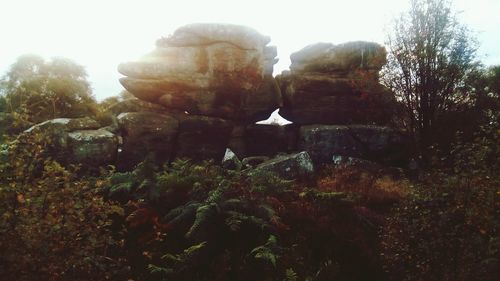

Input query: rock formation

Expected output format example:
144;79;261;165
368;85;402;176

18;24;412;176
278;41;398;125
118;23;281;123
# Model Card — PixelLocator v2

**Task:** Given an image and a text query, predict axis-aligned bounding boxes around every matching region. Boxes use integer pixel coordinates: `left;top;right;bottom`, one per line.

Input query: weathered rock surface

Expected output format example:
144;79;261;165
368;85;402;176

119;23;280;123
23;118;118;167
278;41;397;125
244;124;297;157
298;125;408;165
226;123;299;158
242;156;270;168
25;117;101;133
67;129;118;166
289;41;387;73
108;98;168;116
117;112;179;170
251;151;314;180
176;115;233;161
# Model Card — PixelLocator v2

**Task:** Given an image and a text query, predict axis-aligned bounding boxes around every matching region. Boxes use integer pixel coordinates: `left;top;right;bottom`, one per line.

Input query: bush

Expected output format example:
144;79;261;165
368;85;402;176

317;162;411;206
0;130;126;281
380;125;500;281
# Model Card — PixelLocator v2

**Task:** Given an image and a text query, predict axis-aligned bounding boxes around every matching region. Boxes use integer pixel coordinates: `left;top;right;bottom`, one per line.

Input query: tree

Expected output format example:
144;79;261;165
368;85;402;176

0;95;6;112
382;0;478;154
0;54;98;128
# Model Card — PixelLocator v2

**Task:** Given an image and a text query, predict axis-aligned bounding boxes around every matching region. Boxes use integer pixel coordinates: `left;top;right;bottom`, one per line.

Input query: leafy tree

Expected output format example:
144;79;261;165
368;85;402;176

0;54;98;129
382;0;478;154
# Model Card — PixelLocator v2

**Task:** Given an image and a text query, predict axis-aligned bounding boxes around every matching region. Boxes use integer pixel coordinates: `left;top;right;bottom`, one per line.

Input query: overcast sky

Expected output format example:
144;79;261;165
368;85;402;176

1;0;499;100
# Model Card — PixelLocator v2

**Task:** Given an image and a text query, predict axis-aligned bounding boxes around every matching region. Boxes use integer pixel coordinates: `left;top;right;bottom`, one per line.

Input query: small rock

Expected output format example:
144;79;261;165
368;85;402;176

252;151;314;180
222;148;242;170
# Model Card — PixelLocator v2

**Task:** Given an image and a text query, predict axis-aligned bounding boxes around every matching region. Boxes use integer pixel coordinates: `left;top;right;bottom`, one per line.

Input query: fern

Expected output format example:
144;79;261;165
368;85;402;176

161;202;200;227
185;203;218;240
251;235;279;267
147;264;173;275
284;268;298;281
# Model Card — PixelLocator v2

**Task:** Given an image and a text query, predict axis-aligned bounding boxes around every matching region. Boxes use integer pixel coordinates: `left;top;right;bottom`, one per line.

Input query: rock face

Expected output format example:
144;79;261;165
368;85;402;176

298;125;408;165
67;129;118;166
289;41;387;73
119;23;281;123
278;41;397;125
108;98;168;116
117;112;179;170
176;115;233;161
228;124;298;158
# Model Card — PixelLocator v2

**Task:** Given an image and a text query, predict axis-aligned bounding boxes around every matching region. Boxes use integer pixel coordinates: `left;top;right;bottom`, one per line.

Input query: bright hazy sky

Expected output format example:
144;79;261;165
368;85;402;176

1;0;499;100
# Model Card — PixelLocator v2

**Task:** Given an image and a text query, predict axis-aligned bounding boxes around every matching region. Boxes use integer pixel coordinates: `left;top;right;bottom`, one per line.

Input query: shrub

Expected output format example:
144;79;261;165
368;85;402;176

380;125;500;281
0;130;126;281
317;163;411;206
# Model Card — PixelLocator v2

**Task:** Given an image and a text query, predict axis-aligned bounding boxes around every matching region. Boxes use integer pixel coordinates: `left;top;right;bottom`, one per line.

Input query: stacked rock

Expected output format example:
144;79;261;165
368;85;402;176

275;42;407;165
114;23;282;169
119;23;281;123
278;41;397;125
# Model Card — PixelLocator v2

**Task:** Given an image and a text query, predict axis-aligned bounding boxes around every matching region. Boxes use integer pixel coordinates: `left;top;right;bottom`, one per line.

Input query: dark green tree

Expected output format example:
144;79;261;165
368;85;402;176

0;54;98;128
382;0;479;155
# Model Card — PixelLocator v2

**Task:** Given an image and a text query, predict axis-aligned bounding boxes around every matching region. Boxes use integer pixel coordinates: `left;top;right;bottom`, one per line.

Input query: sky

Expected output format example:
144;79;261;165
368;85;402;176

0;0;499;101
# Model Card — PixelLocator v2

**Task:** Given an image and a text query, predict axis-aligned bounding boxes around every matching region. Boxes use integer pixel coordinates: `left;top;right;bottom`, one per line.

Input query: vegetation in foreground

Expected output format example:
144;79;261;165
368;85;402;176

0;122;498;281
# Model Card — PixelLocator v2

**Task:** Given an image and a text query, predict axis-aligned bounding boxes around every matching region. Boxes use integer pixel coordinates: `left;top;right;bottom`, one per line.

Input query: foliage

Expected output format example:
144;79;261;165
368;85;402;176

0;54;98;132
382;0;479;153
0;95;6;112
97;159;389;281
317;162;411;206
380;124;500;281
0;130;126;281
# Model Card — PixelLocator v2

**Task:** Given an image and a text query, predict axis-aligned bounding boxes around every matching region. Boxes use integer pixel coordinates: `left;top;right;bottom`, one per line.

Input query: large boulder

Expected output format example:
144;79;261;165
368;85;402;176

298;125;409;166
22;117;118;167
278;41;396;125
67;129;118;166
119;23;281;123
251;151;314;180
175;115;233;161
117;112;179;170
